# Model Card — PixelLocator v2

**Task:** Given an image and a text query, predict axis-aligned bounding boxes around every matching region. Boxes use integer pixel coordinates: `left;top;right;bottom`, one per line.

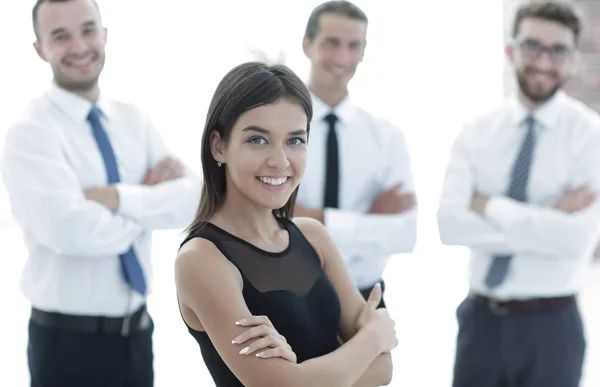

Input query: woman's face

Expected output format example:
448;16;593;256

212;100;308;210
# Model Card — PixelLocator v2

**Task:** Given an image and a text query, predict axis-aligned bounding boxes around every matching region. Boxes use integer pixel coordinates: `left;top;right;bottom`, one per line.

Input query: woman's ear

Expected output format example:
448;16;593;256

210;130;226;165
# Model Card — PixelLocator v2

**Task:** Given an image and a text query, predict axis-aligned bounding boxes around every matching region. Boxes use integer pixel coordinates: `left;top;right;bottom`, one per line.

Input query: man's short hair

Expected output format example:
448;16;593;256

304;1;368;41
512;1;581;43
32;0;100;40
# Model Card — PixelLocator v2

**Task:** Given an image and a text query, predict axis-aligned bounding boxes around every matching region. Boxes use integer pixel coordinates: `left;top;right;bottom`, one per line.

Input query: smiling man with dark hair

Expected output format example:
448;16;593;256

1;1;201;386
295;0;418;311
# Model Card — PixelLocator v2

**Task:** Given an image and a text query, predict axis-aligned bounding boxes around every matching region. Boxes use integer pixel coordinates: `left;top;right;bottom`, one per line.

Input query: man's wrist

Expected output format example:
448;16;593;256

471;193;490;215
108;185;120;211
83;186;120;212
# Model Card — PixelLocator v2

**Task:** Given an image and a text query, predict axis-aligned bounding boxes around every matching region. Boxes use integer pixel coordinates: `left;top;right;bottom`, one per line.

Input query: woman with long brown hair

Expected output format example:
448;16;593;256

175;62;397;386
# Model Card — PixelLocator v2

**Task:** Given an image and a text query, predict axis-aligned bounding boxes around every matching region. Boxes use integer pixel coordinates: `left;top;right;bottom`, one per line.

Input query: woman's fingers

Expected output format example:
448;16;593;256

237;335;280;355
231;324;277;345
256;346;297;363
235;315;274;329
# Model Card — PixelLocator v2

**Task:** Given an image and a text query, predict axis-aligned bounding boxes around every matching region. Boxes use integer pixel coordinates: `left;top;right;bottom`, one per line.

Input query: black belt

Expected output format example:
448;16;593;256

472;294;575;315
30;304;150;336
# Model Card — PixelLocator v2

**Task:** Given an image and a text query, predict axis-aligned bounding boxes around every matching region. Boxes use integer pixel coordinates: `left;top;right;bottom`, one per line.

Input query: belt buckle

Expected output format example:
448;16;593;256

489;299;510;316
121;314;132;337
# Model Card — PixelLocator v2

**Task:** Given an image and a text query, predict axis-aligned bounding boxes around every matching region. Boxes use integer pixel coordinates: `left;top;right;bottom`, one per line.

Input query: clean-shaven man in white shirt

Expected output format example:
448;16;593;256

0;1;201;386
437;3;600;387
295;1;417;309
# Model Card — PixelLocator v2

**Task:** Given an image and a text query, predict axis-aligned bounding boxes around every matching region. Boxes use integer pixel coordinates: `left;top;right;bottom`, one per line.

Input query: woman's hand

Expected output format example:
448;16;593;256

356;282;384;331
355;283;398;353
231;315;297;363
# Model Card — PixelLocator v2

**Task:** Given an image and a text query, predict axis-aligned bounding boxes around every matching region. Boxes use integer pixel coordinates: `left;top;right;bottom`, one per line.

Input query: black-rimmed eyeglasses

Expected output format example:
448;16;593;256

514;38;574;63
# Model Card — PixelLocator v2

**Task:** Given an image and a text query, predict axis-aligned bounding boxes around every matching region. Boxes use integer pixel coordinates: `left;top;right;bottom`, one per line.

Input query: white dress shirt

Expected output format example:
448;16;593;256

297;94;417;289
0;83;201;316
437;91;600;300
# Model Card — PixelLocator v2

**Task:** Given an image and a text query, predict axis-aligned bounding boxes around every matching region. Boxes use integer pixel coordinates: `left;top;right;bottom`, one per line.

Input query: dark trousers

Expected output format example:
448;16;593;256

359;279;386;309
452;295;585;387
28;315;154;387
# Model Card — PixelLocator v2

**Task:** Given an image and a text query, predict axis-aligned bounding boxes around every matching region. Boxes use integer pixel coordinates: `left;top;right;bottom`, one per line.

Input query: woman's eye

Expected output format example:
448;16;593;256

248;137;267;145
288;137;306;146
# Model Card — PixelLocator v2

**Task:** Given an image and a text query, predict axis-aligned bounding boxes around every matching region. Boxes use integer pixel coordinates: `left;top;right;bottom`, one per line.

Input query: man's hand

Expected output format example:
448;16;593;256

554;186;596;213
143;156;184;185
369;184;416;214
471;191;489;215
294;203;324;223
84;186;119;211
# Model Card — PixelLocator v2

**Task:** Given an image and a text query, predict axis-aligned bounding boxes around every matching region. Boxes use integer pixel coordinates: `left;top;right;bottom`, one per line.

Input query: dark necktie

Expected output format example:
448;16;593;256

323;113;340;208
485;116;536;288
87;106;147;295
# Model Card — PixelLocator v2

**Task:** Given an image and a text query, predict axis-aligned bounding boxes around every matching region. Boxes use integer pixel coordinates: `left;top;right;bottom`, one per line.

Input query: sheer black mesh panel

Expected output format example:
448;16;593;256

195;220;322;297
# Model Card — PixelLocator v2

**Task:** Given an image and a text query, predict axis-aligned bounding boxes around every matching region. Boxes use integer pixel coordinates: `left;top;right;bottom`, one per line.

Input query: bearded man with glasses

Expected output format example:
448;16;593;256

437;2;600;386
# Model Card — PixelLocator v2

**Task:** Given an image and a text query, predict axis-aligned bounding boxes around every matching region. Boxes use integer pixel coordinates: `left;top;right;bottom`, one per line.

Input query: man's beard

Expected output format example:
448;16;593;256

516;68;563;104
52;55;104;94
55;75;100;93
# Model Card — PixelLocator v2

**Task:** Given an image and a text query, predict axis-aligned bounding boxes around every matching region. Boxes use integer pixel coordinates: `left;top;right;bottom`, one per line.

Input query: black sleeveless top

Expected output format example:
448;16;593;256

179;218;342;387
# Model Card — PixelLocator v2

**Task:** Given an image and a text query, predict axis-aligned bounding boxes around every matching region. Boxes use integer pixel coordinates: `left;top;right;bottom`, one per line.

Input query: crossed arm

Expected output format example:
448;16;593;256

436;127;600;259
84;154;200;230
295;126;417;259
0;119;200;257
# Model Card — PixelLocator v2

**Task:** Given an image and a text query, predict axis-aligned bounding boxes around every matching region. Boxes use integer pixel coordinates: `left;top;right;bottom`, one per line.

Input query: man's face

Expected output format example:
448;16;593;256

34;0;107;93
507;17;578;104
303;13;366;92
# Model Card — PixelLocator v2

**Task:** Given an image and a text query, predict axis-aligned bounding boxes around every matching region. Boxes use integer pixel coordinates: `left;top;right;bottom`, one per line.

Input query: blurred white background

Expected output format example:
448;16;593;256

1;1;599;385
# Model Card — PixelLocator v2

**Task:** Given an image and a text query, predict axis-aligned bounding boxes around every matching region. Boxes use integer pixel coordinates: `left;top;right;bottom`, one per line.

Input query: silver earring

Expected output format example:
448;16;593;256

217;161;222;167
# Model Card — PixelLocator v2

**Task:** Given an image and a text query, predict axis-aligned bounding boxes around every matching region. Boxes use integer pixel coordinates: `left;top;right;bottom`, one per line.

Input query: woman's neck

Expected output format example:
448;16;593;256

213;190;282;241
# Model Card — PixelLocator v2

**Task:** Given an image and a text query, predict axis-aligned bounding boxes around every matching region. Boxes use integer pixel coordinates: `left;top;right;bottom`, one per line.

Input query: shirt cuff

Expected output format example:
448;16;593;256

324;208;357;240
115;183;146;220
484;195;521;230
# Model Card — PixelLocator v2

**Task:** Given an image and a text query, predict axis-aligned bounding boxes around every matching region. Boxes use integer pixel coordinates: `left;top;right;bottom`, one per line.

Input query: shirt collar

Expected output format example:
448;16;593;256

310;92;355;126
45;81;111;124
508;89;565;129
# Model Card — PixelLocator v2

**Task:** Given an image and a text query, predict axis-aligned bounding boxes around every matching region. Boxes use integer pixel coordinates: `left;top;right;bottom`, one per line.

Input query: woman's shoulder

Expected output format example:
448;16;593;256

291;216;327;237
176;236;236;280
290;217;331;266
178;221;228;263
